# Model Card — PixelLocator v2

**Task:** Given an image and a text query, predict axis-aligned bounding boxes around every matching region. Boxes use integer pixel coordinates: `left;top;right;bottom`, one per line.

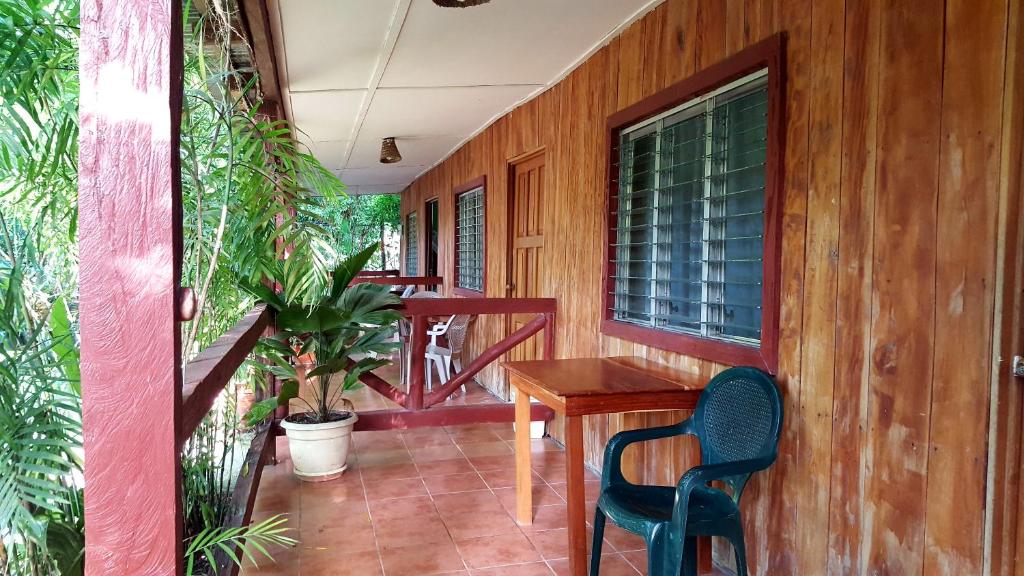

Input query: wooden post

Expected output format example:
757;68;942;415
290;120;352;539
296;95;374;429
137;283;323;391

408;314;427;410
79;0;185;573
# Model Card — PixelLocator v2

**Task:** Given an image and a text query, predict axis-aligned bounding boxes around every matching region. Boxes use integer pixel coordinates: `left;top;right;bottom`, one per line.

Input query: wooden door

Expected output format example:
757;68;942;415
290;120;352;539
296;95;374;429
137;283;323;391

507;152;546;361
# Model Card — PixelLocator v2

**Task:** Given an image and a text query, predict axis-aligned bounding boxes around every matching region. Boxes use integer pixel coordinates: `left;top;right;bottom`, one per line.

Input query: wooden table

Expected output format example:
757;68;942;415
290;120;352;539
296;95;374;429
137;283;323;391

502;356;708;576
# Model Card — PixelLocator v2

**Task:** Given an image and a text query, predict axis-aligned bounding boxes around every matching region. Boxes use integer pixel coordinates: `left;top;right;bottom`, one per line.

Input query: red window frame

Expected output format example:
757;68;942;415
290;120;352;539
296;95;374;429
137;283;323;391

453;176;487;297
601;34;785;374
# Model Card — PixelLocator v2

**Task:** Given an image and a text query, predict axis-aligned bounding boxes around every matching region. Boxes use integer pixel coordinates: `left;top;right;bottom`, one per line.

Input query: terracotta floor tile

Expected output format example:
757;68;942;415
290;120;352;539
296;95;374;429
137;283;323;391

426;472;489;495
299;475;365;505
589;553;642;575
240;544;299;575
529;438;563;453
374;516;452;549
459;440;514;458
368;495;440;521
469;454;517;471
517;505;569;532
522;527;605;560
477;468;537;490
531;463;566;484
299;501;371;538
412;445;467;463
547;480;601;503
603;524;645;552
448;429;504;445
493;484;564;511
490;423;516;441
364;476;427;501
469;562;554;576
441;509;521;540
456;531;542;569
433;490;506;516
299;548;383;576
619;550;647;574
380;541;466;575
419;457;477;476
360;461;420;482
357;449;414;467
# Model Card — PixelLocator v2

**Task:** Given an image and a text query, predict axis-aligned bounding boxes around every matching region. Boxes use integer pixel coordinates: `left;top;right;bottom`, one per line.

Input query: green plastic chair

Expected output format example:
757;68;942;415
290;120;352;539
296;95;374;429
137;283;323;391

591;366;782;576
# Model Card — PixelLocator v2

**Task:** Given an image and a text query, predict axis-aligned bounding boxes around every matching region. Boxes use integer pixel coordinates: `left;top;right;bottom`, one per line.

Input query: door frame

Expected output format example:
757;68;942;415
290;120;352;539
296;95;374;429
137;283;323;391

505;148;546;298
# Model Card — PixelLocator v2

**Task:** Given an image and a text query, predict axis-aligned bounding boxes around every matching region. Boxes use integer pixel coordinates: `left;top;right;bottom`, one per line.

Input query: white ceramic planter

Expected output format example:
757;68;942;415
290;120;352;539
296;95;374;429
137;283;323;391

280;413;358;482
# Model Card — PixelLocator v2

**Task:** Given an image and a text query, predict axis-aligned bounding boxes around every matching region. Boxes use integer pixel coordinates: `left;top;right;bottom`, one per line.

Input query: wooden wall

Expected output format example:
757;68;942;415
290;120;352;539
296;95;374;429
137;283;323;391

400;0;1024;573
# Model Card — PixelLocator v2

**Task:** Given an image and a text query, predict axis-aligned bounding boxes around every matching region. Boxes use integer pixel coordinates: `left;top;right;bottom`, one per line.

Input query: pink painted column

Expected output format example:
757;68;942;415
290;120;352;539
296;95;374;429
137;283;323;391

79;0;185;573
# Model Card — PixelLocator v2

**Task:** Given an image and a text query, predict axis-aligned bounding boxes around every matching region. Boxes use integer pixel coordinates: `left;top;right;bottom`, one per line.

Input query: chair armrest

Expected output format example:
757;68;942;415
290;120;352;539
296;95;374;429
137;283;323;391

602;420;692;488
672;456;775;518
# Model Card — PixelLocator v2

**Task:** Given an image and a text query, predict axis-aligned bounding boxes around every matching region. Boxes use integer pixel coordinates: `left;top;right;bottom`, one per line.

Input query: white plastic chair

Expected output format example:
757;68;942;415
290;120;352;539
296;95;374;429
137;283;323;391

398;290;441;387
425;314;471;394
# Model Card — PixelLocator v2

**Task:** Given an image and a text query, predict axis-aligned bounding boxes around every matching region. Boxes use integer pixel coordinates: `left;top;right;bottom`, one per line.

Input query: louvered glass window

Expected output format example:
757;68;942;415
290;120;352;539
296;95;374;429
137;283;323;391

456;186;485;292
405;212;419;275
611;70;767;346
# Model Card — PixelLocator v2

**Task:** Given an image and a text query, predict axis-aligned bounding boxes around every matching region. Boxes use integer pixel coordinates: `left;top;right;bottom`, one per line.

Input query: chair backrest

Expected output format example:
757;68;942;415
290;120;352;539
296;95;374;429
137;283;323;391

444;315;472;353
399;290;443;338
692;366;782;497
400;285;417;298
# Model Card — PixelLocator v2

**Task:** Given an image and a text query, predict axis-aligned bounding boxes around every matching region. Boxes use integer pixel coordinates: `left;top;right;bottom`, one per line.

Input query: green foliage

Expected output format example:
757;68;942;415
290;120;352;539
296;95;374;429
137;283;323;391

245;244;401;425
184;514;295;576
0;216;82;575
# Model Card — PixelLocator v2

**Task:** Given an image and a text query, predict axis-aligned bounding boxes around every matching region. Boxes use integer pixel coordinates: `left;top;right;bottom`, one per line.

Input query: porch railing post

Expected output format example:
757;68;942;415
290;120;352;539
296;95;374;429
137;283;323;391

79;0;185;573
543;312;556;360
408;314;427;409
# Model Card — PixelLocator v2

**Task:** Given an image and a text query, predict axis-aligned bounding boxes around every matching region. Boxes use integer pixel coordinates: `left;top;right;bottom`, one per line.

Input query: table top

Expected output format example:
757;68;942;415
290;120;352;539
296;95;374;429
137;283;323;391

501;356;706;416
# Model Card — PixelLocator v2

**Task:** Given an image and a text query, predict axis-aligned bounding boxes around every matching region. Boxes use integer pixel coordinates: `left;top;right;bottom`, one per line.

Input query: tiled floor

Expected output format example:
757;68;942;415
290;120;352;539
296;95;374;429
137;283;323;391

242;416;650;575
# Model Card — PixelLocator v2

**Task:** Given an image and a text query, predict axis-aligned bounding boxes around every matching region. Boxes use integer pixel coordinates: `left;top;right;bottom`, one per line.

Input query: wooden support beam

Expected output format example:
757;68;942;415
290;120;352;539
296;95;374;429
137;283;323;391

181;305;271;442
79;0;185;572
237;0;282;106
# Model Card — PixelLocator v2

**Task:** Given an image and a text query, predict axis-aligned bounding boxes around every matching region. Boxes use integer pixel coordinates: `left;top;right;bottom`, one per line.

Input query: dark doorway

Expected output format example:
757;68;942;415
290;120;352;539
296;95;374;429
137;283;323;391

425;198;439;288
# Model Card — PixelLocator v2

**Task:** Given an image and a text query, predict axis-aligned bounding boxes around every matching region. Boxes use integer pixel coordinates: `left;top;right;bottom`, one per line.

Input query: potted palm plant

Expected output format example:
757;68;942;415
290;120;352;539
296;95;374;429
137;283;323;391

243;244;401;481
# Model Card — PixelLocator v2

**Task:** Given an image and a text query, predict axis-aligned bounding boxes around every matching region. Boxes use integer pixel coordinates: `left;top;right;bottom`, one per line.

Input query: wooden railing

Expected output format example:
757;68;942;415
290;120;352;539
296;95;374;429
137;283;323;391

354;269;400;278
180;304;272;442
350;274;443;289
179;304;276;576
352;297;557;430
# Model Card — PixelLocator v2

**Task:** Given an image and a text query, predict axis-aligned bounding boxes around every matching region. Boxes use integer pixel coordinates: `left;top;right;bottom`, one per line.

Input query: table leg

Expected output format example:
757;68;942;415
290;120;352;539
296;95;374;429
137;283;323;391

564;415;587;575
514;388;533;525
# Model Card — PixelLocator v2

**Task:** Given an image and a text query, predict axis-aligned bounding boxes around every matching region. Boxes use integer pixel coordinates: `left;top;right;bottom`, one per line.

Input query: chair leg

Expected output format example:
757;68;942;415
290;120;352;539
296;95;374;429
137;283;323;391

441;355;452;384
425;356;434;391
452;355;466;393
730;529;748;576
590;507;606;576
681;536;698;576
647;528;665;576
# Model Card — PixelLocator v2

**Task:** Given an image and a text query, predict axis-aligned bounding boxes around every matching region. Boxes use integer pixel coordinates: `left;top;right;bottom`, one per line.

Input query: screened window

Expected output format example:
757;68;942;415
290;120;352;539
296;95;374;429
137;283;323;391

455;184;485;293
611;70;769;347
405;212;419;276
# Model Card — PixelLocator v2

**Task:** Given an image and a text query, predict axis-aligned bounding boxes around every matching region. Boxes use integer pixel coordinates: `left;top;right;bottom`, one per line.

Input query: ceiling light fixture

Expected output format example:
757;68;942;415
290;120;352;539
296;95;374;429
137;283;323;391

380;137;402;164
432;0;492;7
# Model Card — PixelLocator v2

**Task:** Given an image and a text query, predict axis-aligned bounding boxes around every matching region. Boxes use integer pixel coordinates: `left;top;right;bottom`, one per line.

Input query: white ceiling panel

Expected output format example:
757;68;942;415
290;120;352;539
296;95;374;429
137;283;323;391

273;0;661;194
278;0;400;91
362;85;539;138
347;134;465;169
341;166;430;186
289;90;366;143
300;140;351;171
379;0;653;88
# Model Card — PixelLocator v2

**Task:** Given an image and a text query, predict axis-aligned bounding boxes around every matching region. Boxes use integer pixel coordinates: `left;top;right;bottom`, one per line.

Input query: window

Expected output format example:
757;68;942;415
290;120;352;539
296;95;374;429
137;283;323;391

405;211;419;275
603;36;783;373
454;177;486;295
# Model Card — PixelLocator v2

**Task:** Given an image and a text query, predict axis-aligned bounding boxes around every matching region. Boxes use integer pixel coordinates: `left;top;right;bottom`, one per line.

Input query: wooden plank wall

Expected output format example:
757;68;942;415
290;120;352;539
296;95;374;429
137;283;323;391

399;0;1020;573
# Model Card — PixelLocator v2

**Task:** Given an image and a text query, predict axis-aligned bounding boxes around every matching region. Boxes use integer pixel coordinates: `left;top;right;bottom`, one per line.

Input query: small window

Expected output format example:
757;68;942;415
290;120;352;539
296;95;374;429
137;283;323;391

454;177;485;295
603;36;783;373
405;212;419;276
